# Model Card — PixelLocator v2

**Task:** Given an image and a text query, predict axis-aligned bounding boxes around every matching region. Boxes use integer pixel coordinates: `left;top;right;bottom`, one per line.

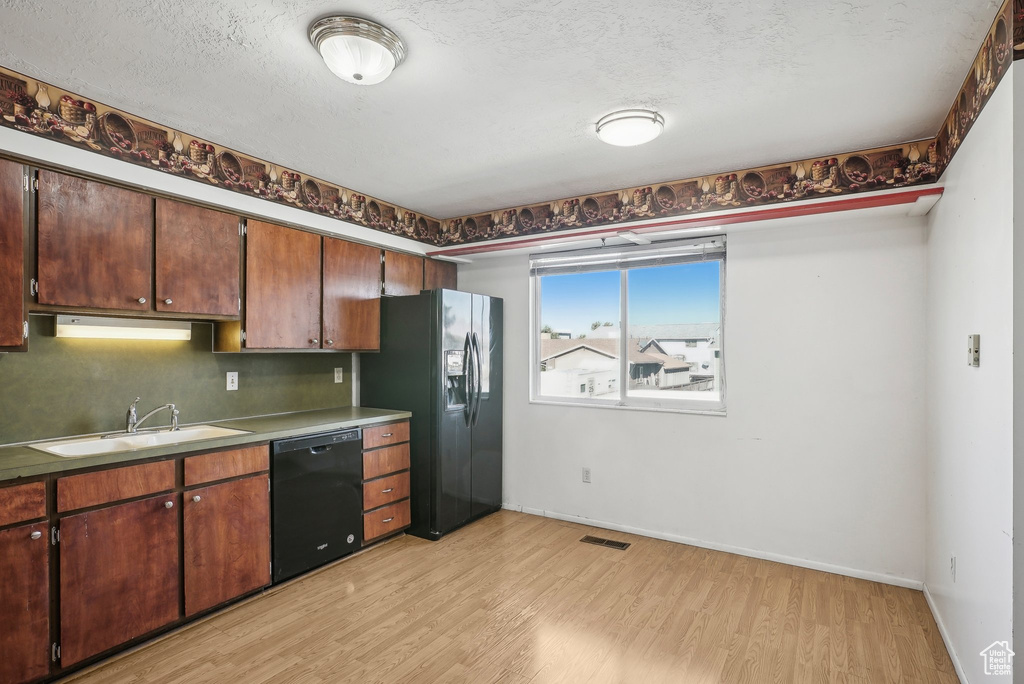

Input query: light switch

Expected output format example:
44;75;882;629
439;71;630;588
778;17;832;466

226;371;239;390
334;368;344;384
968;335;980;367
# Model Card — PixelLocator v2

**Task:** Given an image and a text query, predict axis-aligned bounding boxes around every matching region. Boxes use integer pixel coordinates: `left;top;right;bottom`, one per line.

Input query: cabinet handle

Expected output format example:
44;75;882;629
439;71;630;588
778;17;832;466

137;297;147;304
381;433;393;438
192;495;201;503
310;338;319;345
382;517;394;523
164;500;174;509
30;530;42;540
164;298;173;305
381;488;393;494
326;340;334;346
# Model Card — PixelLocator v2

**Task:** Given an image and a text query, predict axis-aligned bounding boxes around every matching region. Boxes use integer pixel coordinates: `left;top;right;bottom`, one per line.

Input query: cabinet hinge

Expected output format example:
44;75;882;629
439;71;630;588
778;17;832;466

50;526;59;545
32;177;38;191
29;278;38;298
240;330;247;342
238;297;241;313
22;173;28;192
23;321;28;340
51;643;60;663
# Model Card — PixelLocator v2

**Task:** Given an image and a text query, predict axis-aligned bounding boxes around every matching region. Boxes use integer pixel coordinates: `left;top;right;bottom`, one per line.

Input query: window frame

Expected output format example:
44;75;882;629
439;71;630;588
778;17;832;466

530;239;727;415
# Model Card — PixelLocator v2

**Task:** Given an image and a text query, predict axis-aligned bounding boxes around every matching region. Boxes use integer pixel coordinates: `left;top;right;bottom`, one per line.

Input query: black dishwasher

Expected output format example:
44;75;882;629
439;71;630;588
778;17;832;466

271;429;362;583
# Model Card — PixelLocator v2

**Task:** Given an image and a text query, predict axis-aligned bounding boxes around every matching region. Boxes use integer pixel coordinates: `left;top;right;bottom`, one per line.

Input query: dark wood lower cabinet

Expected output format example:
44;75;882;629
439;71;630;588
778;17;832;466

0;522;50;684
59;494;181;666
184;475;270;616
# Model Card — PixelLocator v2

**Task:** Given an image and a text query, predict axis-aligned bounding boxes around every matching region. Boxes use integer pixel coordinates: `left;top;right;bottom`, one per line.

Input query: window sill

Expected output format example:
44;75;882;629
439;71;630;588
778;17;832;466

529;397;727;416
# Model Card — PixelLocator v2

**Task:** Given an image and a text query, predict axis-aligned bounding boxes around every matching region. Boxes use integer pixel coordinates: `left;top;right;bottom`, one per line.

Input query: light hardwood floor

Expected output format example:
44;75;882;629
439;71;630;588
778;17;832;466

62;511;956;683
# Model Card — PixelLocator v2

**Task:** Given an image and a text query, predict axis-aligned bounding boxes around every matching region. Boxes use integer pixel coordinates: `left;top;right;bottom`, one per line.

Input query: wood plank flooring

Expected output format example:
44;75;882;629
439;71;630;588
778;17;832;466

61;511;956;684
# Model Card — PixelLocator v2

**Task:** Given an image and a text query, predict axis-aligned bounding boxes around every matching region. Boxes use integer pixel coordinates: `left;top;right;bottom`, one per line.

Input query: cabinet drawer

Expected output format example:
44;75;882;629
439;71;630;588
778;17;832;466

58;460;176;512
363;443;410;480
0;481;46;527
363;472;410;512
185;445;269;486
363;500;410;542
363;421;409;450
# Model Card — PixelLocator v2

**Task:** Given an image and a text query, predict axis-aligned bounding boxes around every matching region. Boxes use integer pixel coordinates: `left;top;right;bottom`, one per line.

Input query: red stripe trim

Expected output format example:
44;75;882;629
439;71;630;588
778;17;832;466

428;186;943;257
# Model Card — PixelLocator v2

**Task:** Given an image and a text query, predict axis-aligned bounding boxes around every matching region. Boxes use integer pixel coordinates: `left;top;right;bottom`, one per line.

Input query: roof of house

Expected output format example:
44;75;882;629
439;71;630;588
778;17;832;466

540;338;689;368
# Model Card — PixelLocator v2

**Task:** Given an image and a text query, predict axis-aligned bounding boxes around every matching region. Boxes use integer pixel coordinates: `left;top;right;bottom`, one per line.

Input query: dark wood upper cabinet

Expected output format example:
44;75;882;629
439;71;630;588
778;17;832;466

155;199;240;317
60;494;180;666
184;474;270;616
423;258;458;291
244;220;322;349
37;170;153;311
0;522;50;684
0;159;25;348
323;238;381;350
382;250;424;297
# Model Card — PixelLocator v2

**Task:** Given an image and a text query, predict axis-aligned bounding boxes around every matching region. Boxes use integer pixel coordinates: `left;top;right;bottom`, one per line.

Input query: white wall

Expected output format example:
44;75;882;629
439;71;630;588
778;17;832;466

924;71;1015;682
460;209;929;586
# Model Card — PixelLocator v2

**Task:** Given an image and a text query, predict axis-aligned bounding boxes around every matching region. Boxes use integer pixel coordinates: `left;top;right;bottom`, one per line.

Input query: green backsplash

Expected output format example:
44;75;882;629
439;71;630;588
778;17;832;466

0;316;353;445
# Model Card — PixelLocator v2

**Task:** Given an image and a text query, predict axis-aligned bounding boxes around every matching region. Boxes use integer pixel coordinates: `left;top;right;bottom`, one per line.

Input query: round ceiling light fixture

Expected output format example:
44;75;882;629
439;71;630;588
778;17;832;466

309;16;406;85
596;109;665;147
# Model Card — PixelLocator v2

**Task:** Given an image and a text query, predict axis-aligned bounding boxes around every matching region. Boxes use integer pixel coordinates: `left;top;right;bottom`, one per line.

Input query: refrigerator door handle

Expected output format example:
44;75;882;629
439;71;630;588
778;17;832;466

463;333;475;427
471;332;484;426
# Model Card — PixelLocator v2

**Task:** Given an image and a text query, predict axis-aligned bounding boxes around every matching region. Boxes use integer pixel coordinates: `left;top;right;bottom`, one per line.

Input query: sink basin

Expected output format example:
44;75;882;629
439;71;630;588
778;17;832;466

31;425;250;458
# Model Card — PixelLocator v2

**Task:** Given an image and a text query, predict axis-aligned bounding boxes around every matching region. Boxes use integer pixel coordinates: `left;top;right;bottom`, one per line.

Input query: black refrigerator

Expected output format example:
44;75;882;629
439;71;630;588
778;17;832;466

361;289;503;540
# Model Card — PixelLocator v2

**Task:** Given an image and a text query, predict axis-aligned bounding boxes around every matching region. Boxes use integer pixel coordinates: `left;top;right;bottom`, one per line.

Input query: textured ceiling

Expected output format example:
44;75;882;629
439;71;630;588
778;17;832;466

0;0;1002;218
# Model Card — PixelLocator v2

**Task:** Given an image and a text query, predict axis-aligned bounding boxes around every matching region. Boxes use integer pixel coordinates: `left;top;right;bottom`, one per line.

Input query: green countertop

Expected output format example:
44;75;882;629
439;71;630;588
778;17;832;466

0;406;412;482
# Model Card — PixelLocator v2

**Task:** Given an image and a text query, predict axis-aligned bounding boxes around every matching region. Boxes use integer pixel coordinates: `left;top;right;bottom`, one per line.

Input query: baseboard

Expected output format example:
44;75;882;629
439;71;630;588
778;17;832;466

501;503;924;590
923;583;968;683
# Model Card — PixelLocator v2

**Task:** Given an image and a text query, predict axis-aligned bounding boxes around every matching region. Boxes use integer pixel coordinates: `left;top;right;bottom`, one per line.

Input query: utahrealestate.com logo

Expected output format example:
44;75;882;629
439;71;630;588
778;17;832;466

980;641;1014;676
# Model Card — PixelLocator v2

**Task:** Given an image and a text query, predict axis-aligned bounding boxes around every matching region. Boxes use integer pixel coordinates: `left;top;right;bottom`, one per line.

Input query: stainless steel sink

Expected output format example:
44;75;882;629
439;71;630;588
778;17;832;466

30;425;250;457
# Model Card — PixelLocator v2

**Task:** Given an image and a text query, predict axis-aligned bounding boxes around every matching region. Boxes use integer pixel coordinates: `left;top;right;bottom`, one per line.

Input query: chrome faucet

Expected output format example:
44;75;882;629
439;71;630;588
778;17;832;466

125;397;180;434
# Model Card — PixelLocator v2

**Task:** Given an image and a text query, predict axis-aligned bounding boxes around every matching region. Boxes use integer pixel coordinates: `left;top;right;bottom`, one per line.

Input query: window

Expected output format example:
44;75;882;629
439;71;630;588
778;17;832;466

532;236;725;412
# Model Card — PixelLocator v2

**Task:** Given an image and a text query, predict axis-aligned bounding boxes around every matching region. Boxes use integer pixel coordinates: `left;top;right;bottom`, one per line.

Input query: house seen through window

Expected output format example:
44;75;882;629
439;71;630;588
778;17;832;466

532;237;725;411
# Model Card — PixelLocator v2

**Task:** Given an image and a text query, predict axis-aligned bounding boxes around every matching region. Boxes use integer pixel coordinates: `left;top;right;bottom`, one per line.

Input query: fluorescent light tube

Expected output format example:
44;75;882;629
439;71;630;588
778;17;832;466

55;315;191;341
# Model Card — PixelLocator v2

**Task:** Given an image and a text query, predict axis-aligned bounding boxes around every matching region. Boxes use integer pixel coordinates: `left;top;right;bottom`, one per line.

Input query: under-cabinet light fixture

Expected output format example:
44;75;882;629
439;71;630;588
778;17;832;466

55;315;192;341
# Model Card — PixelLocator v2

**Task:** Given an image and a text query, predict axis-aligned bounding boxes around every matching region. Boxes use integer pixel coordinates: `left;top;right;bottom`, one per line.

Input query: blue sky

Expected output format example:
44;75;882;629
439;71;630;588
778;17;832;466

540;262;721;337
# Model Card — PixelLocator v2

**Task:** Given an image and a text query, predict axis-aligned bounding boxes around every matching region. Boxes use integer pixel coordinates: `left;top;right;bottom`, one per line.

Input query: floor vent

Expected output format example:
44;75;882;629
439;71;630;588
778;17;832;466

580;535;630;551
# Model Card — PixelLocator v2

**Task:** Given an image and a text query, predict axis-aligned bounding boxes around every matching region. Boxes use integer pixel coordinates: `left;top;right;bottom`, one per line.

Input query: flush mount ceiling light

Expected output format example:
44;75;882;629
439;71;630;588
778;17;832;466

309;15;406;85
596;109;665;147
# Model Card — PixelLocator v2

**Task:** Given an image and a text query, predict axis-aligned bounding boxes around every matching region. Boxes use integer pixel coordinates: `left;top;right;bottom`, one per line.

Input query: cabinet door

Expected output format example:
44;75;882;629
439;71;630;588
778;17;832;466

37;170;153;311
155;198;240;317
60;494;180;666
245;220;321;349
0;159;24;348
423;258;457;291
0;522;49;684
382;250;424;297
184;474;270;616
323;237;380;350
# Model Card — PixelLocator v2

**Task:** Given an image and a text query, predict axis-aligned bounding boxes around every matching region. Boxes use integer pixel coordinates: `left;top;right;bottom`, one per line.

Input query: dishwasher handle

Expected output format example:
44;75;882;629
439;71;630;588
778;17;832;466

309;444;333;455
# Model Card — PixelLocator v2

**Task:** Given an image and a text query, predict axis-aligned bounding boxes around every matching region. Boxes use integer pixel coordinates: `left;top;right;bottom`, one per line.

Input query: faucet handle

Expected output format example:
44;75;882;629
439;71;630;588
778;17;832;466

170;407;180;431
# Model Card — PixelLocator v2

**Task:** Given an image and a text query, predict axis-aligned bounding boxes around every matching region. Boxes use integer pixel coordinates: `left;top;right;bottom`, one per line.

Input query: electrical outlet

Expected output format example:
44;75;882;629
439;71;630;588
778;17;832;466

582;467;592;483
226;371;238;391
334;368;344;384
950;555;956;582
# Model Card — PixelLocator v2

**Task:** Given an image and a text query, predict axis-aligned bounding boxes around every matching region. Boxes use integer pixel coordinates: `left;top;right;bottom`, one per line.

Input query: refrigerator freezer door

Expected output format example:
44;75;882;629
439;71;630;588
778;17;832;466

437;290;474;533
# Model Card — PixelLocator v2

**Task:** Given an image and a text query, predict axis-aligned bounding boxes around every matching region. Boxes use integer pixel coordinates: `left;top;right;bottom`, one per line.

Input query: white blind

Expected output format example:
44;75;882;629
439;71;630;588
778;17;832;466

530;236;726;276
